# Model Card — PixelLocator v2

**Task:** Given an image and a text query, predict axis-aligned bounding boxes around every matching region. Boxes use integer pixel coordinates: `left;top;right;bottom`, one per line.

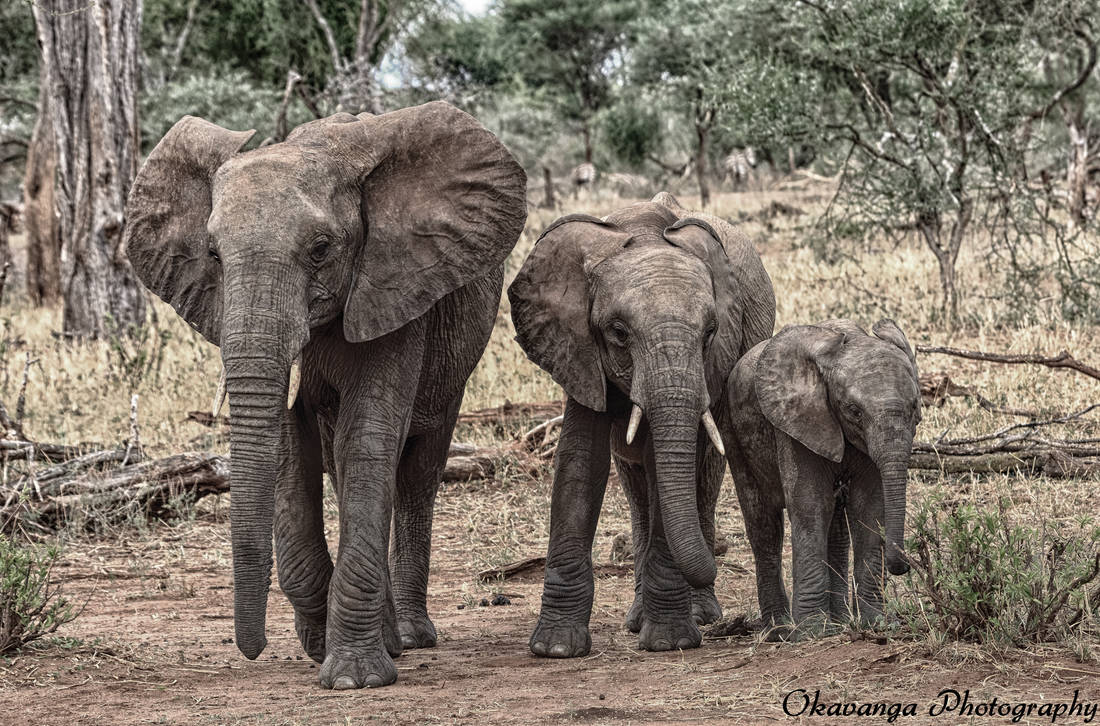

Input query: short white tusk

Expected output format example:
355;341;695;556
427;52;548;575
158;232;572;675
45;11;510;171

702;409;724;456
211;366;227;418
287;356;301;410
626;404;643;445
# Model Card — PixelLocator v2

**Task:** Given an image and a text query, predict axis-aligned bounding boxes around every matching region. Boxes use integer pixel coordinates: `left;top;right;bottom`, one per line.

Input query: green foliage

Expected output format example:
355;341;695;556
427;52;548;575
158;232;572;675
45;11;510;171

897;494;1100;648
599;100;660;168
0;535;78;655
496;0;638;131
139;68;301;149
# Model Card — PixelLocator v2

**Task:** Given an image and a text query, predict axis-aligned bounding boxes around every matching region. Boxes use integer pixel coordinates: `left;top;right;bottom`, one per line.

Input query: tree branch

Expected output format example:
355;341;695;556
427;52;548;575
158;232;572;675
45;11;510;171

1026;28;1098;121
917;345;1100;382
305;0;346;73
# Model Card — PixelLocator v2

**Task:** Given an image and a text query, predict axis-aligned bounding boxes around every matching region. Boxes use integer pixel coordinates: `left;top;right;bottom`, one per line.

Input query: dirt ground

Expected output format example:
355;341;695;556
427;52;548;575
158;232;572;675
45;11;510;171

3;474;1096;726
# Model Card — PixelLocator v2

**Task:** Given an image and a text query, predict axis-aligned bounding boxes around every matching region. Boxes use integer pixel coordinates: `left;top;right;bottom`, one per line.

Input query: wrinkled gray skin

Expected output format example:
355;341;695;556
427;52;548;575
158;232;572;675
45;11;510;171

509;192;775;656
123;102;527;688
724;319;921;635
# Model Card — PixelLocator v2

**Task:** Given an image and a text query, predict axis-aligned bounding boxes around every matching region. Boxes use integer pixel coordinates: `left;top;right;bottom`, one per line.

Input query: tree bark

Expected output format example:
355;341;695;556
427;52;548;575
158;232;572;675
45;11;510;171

541;166;556;208
1064;100;1089;229
33;0;147;338
22;71;61;306
695;121;711;208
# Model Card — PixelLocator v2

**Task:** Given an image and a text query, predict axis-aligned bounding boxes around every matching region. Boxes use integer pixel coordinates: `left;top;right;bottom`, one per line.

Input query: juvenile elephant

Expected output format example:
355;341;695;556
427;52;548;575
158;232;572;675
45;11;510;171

123;102;527;688
723;319;921;633
508;192;775;656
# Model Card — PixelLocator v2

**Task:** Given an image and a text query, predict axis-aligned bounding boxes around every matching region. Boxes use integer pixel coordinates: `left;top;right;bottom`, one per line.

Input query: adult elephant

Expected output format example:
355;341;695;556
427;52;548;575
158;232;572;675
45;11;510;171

508;192;775;656
123;102;527;688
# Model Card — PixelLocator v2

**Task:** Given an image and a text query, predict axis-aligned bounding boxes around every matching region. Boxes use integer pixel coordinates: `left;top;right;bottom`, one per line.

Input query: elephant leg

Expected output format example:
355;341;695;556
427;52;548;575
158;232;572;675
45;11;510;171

389;395;462;650
726;442;789;632
615;455;648;633
691;436;725;626
779;436;835;635
637;442;700;652
274;404;331;663
848;470;887;624
319;330;424;690
826;502;851;622
530;397;611;658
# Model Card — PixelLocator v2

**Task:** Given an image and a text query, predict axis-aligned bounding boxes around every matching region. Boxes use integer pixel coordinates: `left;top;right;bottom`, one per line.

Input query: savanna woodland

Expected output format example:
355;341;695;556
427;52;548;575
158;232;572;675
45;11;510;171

0;0;1098;723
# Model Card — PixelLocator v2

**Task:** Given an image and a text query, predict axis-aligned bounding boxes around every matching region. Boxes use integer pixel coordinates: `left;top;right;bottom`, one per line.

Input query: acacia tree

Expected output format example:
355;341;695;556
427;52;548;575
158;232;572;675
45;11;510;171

734;0;1100;325
630;0;747;207
33;0;146;337
498;0;637;164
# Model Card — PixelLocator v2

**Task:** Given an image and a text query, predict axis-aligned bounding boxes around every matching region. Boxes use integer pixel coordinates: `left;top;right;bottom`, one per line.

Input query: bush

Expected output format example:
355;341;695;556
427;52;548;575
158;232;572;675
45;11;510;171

897;494;1100;650
0;535;78;654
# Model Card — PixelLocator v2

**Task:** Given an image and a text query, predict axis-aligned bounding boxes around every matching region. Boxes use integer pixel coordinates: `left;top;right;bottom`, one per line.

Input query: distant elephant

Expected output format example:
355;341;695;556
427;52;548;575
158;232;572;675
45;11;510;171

508;192;775;656
723;319;921;633
123;102;527;688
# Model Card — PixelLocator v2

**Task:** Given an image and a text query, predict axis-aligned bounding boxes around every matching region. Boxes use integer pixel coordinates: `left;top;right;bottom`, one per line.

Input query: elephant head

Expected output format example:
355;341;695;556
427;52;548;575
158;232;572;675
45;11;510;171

755;318;921;576
508;196;746;588
124;102;527;659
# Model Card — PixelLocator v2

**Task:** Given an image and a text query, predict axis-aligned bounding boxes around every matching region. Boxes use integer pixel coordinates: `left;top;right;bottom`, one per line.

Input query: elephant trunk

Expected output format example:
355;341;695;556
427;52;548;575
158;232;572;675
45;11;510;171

642;363;716;589
220;263;308;660
870;427;913;576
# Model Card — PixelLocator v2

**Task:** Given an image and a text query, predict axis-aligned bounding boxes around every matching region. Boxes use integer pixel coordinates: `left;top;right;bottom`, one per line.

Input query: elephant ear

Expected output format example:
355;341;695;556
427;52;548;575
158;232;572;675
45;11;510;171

756;325;846;462
662;218;742;404
124;116;255;345
872;318;917;373
318;101;527;343
508;215;633;412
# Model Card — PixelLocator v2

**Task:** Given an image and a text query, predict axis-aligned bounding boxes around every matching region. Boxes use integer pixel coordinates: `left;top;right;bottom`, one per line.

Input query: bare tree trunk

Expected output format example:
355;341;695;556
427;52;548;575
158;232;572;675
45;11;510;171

694;124;711;207
306;0;388;115
693;93;713;208
33;0;147;338
1064;100;1089;229
22;73;61;306
582;123;593;165
917;200;971;328
541;165;556;209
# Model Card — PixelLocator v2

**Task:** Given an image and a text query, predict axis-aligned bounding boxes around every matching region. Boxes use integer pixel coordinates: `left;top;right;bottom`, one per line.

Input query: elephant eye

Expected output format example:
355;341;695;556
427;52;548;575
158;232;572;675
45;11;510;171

607;320;629;347
846;403;862;420
704;322;718;347
208;247;221;264
310;237;331;264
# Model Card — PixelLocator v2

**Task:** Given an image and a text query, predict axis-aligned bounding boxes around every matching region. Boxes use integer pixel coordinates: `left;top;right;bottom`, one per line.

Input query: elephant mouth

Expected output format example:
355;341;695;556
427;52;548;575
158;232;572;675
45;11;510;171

624;402;724;455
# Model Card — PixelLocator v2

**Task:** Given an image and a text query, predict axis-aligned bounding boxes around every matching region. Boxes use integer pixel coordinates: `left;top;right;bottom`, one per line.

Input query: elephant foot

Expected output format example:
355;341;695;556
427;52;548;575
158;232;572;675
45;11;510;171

294;610;327;663
790;614;843;641
638;617;701;652
530;617;591;658
691;586;722;626
320;648;398;689
397;612;438;649
624;593;643;633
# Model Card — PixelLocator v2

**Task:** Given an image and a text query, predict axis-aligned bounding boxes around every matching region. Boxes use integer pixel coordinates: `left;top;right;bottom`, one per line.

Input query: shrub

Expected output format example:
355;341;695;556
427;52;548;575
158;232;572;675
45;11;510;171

0;535;78;654
897;494;1100;649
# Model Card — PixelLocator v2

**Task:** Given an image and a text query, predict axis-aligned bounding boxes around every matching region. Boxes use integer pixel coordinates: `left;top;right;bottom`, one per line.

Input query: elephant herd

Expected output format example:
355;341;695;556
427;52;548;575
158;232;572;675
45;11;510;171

122;101;922;689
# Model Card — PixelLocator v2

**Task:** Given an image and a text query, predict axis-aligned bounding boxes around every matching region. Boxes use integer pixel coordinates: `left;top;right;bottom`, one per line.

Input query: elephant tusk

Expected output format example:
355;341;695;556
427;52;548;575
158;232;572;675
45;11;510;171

287;356;301;410
211;366;227;418
626;404;643;445
701;409;725;456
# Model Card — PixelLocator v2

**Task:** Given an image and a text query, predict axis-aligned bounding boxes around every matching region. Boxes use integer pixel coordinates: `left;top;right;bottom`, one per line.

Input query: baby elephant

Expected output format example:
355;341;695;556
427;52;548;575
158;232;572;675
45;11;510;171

724;319;921;634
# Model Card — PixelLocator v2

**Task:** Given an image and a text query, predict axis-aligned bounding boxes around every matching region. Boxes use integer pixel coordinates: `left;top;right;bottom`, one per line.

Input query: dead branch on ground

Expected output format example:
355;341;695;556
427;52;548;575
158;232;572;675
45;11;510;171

917;345;1100;382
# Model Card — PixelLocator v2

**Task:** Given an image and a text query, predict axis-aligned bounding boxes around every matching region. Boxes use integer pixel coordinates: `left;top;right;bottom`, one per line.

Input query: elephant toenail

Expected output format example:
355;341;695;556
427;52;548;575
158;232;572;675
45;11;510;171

531;641;547;656
549;643;570;657
401;634;418;649
332;675;358;690
677;638;694;649
363;674;384;688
